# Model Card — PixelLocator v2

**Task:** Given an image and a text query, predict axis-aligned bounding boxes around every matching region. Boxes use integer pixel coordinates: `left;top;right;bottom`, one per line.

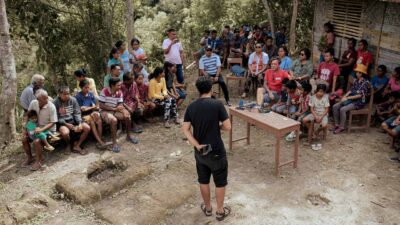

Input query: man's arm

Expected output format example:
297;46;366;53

331;75;338;93
182;122;205;151
220;118;231;131
99;102;115;111
163;40;175;54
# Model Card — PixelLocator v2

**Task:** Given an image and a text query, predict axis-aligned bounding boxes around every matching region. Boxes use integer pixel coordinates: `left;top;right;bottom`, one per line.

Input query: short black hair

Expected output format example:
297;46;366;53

279;46;289;56
74;69;87;77
348;38;357;46
323;22;334;32
377;64;387;74
300;81;312;93
134;72;144;80
123;72;132;82
282;78;290;85
394;67;400;76
110;64;120;71
196;76;213;95
266;36;273;41
27;110;38;119
211;29;218;34
285;80;297;90
204;30;210;34
167;28;176;33
316;84;327;93
224;25;230;29
130;38;140;46
359;39;368;47
271;57;281;64
109;77;121;88
79;79;89;88
301;48;311;60
115;40;124;49
324;48;335;56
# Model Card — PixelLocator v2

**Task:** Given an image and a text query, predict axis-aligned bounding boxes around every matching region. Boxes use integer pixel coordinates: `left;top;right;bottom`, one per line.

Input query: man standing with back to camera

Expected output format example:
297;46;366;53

182;76;232;221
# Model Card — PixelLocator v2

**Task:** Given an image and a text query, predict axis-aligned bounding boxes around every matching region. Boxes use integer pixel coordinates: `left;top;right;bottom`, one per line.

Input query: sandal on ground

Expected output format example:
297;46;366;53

131;127;143;134
333;127;345;134
389;157;400;162
126;136;139;144
112;145;120;153
200;203;212;217
96;142;112;150
44;145;55;151
72;146;88;155
216;206;231;221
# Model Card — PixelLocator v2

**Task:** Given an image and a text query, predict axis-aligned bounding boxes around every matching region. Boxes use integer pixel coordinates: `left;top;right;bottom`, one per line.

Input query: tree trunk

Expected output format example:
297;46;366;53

0;0;17;147
262;0;275;40
126;0;134;49
289;0;299;55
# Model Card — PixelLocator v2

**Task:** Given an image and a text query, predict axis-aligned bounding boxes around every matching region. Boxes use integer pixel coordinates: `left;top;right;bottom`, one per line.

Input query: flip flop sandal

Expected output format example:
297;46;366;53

96;142;112;150
44;145;55;151
389;157;400;162
127;136;139;144
112;145;120;153
72;147;88;155
200;203;212;217
131;127;143;133
216;206;231;221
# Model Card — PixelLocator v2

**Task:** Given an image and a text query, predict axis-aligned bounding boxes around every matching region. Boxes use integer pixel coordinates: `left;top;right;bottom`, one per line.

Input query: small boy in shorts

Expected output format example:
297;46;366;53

303;84;330;137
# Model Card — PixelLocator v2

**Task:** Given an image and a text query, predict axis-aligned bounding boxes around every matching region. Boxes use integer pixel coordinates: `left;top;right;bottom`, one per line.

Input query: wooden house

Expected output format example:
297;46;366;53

312;0;400;72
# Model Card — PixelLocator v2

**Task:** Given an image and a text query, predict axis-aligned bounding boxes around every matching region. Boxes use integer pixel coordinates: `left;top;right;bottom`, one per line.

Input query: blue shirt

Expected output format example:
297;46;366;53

199;54;221;75
371;75;389;89
280;56;292;71
76;91;96;116
207;38;222;51
120;49;133;73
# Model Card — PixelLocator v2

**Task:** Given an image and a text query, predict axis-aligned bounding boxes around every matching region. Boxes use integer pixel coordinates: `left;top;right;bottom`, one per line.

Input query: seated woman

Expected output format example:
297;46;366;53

74;69;98;97
164;62;186;108
371;65;389;103
289;48;313;82
382;67;400;100
107;47;124;75
148;67;179;128
75;79;110;149
332;64;371;134
135;73;156;122
278;46;292;72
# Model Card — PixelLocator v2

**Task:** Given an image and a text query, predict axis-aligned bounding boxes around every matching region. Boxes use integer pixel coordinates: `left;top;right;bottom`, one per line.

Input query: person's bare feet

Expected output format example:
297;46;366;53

30;161;44;171
21;158;34;167
64;145;72;155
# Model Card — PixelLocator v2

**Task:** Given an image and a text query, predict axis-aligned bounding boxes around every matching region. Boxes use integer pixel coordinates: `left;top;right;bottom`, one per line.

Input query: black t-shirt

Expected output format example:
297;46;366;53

184;97;229;157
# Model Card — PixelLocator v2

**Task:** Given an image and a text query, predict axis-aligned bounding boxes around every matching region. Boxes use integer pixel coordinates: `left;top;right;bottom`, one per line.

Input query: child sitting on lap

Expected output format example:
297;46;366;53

26;110;55;151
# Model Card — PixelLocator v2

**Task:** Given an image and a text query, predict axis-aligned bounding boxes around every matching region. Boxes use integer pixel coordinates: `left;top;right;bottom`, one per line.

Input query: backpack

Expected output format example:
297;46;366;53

230;65;246;77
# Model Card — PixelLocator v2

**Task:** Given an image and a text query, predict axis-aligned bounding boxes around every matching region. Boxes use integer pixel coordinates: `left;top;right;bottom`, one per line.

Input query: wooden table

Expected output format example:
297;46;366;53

228;107;301;176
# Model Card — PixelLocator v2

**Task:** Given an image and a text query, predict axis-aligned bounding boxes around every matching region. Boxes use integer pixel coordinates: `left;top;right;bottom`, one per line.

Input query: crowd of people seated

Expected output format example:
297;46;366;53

18;22;400;171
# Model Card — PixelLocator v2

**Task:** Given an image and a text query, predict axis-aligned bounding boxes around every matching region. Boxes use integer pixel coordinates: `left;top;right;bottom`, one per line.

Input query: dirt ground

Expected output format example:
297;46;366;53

0;70;400;225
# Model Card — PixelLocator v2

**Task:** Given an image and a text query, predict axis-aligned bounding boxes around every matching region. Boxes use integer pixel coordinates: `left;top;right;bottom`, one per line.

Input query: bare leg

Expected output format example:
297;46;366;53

89;120;105;144
31;139;44;170
215;187;226;213
59;126;71;154
110;117;118;145
21;136;33;166
74;122;90;149
200;184;211;211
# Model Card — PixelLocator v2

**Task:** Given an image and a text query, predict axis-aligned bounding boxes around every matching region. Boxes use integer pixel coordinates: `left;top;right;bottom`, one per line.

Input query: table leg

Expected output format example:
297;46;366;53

246;122;250;145
275;137;280;176
229;114;233;151
294;128;299;168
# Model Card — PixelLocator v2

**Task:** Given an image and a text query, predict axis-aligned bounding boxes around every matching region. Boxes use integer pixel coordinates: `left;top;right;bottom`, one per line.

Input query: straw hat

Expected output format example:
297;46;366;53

354;64;368;75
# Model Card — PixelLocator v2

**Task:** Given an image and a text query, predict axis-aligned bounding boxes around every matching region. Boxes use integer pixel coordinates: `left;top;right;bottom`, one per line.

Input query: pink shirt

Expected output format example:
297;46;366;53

162;38;183;64
388;77;400;92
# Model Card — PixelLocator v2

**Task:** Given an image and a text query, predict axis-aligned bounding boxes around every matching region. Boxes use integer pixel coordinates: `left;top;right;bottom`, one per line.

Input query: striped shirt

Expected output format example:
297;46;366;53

98;87;123;109
199;53;221;75
53;96;82;125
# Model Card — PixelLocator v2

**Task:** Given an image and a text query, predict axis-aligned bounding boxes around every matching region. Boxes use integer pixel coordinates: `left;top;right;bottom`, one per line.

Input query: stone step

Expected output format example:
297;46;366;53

94;159;197;225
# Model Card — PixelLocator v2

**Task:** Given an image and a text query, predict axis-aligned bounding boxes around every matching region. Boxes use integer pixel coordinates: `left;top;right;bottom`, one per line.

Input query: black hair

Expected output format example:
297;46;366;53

301;81;312;93
279;46;289;56
196;76;213;95
253;25;260;30
134;72;144;80
133;63;143;70
204;30;210;34
79;79;89;88
323;22;334;32
211;29;218;34
266;36;273;41
115;40;124;49
74;69;87;77
394;67;400;76
348;38;357;47
27;110;38;119
324;48;335;56
109;47;119;59
271;57;281;64
109;77;121;88
316;84;327;93
110;64;120;71
167;28;176;33
130;38;140;46
282;78;290;86
163;61;175;76
285;80;297;90
224;25;230;29
123;72;132;82
377;65;387;74
389;91;400;100
359;39;368;48
301;48;311;60
149;67;164;80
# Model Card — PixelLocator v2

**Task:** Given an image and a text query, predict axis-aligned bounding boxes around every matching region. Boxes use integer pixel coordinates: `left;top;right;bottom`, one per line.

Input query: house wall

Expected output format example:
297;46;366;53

312;0;400;72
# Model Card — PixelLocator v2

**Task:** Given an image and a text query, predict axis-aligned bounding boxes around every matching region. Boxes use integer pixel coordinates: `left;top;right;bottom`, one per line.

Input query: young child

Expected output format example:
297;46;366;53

285;80;301;117
26;110;55;151
135;72;156;122
271;78;290;114
303;84;330;142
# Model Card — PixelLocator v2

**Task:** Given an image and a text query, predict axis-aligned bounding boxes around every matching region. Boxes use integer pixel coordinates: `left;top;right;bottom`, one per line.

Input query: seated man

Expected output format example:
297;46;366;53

199;45;231;106
20;74;45;112
99;77;139;153
104;64;123;88
242;43;269;98
257;58;291;107
121;72;142;133
76;80;110;149
53;86;91;155
312;48;340;93
22;89;57;171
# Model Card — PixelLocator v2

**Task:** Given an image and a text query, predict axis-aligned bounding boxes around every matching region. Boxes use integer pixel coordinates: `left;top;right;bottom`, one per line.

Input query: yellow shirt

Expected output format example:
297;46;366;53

148;78;168;100
75;77;98;97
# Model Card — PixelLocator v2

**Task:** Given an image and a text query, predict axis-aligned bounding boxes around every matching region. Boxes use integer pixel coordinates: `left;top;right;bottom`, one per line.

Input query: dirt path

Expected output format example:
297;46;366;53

0;70;400;224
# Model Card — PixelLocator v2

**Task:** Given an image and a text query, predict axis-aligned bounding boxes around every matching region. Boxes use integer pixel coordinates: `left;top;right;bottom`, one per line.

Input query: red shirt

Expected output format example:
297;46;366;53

264;69;290;92
317;62;340;86
355;49;373;69
121;82;139;110
136;83;149;103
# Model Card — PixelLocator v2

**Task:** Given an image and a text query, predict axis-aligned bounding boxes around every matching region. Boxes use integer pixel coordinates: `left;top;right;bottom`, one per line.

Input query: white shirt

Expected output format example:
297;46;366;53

162;38;183;65
248;52;269;74
28;100;58;132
